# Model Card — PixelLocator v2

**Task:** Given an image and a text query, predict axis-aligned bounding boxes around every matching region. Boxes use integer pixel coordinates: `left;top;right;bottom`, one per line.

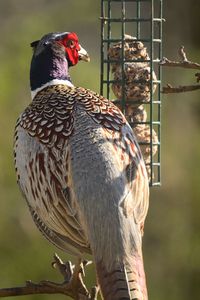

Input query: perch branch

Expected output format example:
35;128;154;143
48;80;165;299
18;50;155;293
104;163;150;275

162;84;200;94
160;46;200;94
160;57;200;70
0;254;98;300
195;73;200;82
160;46;200;70
0;280;74;298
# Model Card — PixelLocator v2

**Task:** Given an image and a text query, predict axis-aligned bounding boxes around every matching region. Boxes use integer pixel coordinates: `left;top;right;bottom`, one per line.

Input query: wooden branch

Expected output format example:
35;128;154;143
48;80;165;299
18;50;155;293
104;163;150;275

178;45;188;62
162;84;200;94
195;73;200;83
160;46;200;71
160;57;200;70
0;280;74;298
0;254;98;300
160;46;200;94
0;281;98;299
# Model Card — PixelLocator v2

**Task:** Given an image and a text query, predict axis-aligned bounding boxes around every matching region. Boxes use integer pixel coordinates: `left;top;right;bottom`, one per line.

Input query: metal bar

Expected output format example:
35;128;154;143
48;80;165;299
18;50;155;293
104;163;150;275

103;58;160;63
100;1;105;95
102;79;161;84
136;0;141;38
102;38;161;42
106;0;111;99
152;182;161;186
100;16;164;22
121;0;126;114
157;0;163;184
149;0;154;186
100;17;152;22
146;162;161;166
129;121;161;125
103;0;151;2
139;141;161;145
153;18;164;22
113;100;161;106
152;101;161;104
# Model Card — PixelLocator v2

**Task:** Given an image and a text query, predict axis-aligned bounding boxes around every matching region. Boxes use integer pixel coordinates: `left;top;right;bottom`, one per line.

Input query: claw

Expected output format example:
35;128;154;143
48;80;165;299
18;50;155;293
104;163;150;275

49;254;97;300
0;254;98;300
81;260;93;277
70;258;88;298
90;285;99;300
51;254;90;299
52;253;74;282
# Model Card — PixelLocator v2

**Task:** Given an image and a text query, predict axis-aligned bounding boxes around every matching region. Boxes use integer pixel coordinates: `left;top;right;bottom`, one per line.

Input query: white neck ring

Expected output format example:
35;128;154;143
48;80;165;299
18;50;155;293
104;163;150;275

31;79;74;100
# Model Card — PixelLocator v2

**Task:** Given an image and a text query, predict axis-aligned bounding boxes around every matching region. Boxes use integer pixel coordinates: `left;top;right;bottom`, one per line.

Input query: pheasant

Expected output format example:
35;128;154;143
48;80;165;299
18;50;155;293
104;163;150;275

14;31;149;300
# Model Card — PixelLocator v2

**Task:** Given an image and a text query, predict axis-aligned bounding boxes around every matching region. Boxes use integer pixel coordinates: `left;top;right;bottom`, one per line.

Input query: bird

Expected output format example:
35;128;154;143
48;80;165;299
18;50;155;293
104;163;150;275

14;31;149;300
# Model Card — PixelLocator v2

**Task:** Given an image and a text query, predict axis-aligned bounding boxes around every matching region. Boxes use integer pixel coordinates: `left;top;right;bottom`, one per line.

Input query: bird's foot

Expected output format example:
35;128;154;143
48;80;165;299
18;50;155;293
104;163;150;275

0;253;98;299
39;253;98;300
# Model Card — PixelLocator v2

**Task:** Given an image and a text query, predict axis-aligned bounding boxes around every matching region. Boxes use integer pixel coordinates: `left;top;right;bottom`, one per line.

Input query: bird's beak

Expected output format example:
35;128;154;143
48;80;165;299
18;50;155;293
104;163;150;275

78;45;90;62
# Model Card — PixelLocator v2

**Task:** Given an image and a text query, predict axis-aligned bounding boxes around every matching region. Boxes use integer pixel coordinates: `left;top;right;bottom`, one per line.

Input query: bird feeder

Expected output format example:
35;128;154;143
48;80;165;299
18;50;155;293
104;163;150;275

100;0;163;186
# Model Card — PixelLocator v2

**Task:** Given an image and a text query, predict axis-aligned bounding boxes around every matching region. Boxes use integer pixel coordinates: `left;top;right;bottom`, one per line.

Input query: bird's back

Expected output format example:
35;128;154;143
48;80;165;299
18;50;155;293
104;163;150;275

14;84;149;299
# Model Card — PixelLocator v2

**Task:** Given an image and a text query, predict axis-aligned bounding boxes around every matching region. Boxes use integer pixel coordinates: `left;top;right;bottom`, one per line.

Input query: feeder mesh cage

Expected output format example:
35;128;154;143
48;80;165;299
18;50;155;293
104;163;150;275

100;0;163;186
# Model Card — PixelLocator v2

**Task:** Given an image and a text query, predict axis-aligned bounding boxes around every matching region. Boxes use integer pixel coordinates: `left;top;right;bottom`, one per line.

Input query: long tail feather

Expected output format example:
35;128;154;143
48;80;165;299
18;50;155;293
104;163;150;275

96;253;148;300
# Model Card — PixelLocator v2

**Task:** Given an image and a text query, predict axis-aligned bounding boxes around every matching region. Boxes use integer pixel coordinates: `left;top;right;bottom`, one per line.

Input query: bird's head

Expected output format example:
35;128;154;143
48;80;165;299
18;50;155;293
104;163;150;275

31;31;90;67
30;31;90;94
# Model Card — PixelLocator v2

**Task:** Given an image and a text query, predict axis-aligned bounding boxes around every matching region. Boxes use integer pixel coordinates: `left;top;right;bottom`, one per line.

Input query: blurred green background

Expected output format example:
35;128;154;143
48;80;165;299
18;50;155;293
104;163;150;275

0;0;200;299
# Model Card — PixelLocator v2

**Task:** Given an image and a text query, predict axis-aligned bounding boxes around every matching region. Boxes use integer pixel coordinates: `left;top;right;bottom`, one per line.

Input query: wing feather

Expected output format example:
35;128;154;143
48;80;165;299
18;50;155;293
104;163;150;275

106;122;149;226
14;84;149;257
14;122;90;255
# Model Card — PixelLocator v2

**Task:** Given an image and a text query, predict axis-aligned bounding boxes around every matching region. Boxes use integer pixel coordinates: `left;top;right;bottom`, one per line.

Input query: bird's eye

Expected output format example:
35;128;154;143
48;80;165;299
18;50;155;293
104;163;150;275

66;40;76;48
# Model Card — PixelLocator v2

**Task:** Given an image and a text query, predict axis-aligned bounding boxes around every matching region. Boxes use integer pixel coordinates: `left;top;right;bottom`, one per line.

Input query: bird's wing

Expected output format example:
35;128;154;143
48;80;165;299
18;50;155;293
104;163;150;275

117;122;149;227
73;86;149;227
65;87;149;300
14;85;148;257
15;85;149;298
14;86;92;256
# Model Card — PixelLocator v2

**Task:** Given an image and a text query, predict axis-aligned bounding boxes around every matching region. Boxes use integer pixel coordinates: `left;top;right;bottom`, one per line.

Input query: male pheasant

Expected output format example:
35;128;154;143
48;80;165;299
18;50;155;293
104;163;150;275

14;31;149;300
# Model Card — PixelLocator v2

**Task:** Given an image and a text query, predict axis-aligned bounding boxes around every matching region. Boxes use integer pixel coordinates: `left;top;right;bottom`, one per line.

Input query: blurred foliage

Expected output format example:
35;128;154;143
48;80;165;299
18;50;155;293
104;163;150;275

0;1;200;300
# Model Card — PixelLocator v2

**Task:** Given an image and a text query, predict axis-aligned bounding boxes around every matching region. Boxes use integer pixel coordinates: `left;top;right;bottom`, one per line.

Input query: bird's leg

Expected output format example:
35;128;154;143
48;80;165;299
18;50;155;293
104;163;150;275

61;257;97;300
53;254;91;299
52;253;73;282
90;285;100;300
69;258;89;299
38;254;98;300
38;254;90;299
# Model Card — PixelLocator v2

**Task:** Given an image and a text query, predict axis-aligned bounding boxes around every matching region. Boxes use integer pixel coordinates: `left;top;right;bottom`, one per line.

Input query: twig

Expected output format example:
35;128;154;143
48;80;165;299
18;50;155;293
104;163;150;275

160;46;200;70
195;73;200;83
178;45;188;62
0;280;74;298
162;84;200;94
160;57;200;70
160;46;200;94
0;254;98;300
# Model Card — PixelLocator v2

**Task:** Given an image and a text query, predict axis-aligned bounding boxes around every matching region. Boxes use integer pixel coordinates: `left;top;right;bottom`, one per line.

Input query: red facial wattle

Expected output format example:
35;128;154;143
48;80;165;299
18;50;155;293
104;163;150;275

65;47;79;66
60;32;81;66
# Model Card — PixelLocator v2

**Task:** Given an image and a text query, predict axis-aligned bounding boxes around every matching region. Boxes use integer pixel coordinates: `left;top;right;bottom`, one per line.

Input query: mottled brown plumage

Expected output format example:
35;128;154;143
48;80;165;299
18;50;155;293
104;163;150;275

19;85;125;148
14;32;149;300
14;84;127;253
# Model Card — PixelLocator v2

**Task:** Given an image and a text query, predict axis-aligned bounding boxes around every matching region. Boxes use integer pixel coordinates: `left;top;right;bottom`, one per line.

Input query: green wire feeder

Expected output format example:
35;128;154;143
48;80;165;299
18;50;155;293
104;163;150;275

100;0;163;186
